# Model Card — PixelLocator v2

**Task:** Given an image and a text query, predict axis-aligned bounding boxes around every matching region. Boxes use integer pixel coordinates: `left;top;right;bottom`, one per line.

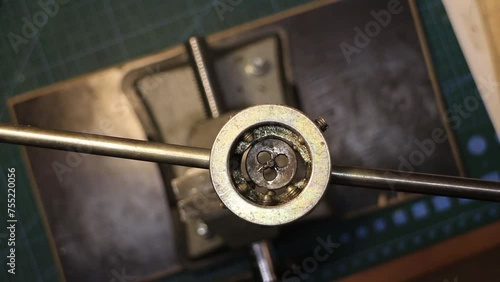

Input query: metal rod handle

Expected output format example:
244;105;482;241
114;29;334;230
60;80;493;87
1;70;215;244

2;124;500;202
331;165;500;202
0;124;211;169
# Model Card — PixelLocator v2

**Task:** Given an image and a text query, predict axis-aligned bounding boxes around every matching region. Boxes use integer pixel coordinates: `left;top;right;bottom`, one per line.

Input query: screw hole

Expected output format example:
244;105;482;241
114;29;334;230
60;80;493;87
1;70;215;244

263;168;278;181
275;154;289;168
257;151;272;164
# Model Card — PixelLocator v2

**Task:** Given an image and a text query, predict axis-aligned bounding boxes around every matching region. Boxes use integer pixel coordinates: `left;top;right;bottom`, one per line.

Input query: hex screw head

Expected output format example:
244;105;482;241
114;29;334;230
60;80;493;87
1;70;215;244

196;221;211;238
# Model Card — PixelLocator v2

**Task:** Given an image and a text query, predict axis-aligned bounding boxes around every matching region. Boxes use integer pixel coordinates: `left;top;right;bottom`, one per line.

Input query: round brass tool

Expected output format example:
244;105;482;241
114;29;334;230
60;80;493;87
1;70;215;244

210;105;331;225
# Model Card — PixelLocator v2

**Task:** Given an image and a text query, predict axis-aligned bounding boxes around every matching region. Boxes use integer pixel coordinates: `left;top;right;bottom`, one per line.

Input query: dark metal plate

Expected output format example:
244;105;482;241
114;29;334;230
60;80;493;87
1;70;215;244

11;83;179;281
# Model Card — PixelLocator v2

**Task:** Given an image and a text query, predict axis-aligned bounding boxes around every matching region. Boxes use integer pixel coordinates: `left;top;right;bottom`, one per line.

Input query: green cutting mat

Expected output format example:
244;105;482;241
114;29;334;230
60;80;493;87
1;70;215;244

417;0;500;178
0;0;499;281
